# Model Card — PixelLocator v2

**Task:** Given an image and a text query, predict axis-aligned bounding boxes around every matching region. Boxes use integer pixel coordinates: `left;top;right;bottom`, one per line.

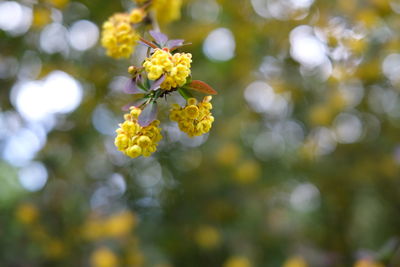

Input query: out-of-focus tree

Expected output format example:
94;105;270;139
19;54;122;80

1;0;400;266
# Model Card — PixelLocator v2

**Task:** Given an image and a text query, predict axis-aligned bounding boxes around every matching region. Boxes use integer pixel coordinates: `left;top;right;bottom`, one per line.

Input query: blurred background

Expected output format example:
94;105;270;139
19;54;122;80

1;0;400;266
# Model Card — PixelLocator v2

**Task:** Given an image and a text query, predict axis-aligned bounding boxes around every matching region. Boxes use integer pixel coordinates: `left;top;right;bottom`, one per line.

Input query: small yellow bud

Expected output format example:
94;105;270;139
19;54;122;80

115;134;129;150
130;107;141;118
129;8;146;24
187;98;197;105
126;145;142;158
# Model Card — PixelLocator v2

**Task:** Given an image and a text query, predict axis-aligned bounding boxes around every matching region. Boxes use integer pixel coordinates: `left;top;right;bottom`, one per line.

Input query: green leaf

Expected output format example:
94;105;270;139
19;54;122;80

178;87;193;100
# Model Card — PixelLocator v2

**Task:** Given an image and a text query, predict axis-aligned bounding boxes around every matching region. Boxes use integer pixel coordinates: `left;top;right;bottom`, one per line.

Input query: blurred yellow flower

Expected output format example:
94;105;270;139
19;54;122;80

32;7;52;29
101;13;139;59
44;239;65;259
282;256;308;267
82;211;138;240
15;203;39;224
90;247;118;267
234;160;261;184
215;143;240;166
353;259;384;267
194;225;221;249
308;105;333;126
129;8;146;24
357;9;379;28
152;0;182;23
223;256;252;267
105;211;138;237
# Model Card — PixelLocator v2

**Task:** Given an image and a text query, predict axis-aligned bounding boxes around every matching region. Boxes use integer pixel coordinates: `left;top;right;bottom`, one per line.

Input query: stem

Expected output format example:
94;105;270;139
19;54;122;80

139;37;158;49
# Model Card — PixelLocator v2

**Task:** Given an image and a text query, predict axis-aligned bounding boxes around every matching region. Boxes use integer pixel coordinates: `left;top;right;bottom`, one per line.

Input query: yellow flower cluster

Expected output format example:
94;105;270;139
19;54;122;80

101;13;139;59
143;48;192;90
170;96;214;137
115;107;162;158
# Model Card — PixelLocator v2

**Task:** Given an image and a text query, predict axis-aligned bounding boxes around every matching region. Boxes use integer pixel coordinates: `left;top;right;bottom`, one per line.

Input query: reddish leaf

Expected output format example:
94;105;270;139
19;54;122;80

186;80;217;95
138;102;158;127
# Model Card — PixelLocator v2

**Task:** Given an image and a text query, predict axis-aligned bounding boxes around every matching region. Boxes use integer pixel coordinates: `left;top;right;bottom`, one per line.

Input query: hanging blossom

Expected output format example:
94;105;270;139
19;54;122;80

101;13;140;59
114;31;217;158
115;107;162;158
170;96;214;137
143;48;192;90
100;1;217;158
101;0;183;59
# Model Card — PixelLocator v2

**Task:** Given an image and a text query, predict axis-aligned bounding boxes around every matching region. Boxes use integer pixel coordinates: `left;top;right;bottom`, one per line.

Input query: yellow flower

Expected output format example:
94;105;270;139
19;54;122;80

44;239;65;259
115;107;162;158
194;225;221;249
170;96;214;137
104;211;137;237
283;256;308;267
15;203;39;224
143;48;192;90
234;160;261;184
129;8;146;24
90;247;118;267
223;256;252;267
101;13;139;59
353;259;384;267
152;0;182;23
32;7;52;29
82;211;138;240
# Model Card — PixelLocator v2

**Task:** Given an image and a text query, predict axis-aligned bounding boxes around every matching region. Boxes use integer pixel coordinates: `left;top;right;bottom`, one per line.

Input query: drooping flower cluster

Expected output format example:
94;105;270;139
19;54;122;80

115;107;162;158
170;96;214;137
105;29;217;159
101;13;139;59
143;48;192;90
